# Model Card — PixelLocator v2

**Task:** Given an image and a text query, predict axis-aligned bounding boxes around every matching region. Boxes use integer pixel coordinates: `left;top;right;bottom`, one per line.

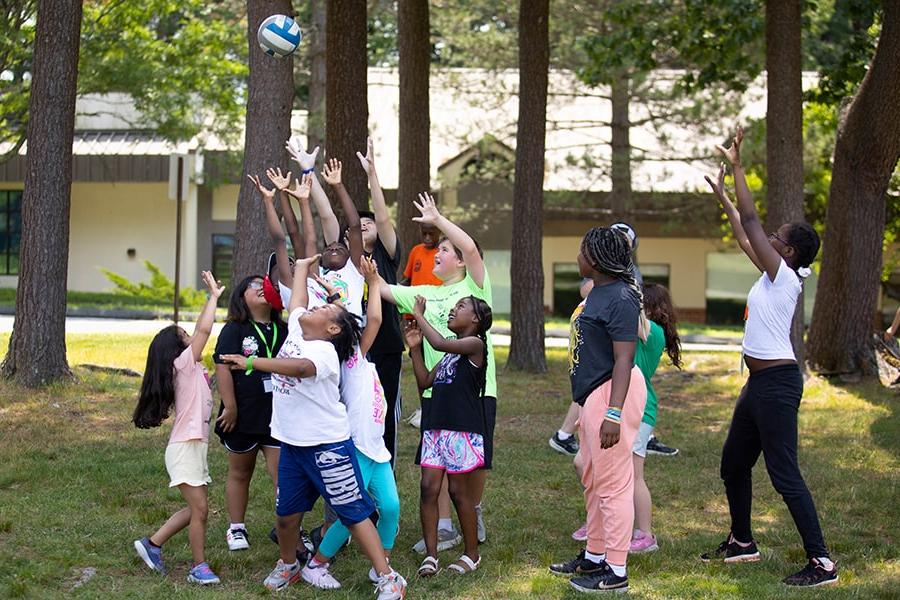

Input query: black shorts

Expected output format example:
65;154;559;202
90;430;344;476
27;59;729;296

481;396;497;470
217;430;281;454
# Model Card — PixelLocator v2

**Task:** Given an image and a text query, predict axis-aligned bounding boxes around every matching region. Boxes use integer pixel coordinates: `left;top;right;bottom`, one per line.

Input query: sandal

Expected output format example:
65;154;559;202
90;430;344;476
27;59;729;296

447;554;481;574
417;555;440;577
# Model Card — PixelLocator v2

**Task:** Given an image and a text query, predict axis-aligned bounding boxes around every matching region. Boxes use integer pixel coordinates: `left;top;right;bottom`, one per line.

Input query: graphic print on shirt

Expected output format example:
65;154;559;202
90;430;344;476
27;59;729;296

372;372;386;425
315;448;364;506
568;303;586;376
242;335;259;357
434;353;460;385
271;337;301;393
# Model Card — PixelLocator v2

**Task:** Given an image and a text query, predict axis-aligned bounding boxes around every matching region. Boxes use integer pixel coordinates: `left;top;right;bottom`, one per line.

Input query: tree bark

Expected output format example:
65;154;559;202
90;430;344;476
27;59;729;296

307;0;327;152
1;0;81;387
508;0;549;373
609;72;631;214
232;0;294;286
765;0;807;367
326;0;368;212
397;0;430;262
808;2;900;374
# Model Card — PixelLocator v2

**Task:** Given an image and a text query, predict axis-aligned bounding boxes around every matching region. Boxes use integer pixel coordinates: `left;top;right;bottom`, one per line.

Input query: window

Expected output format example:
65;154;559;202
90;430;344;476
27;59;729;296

553;263;583;317
0;190;22;275
640;263;670;288
212;234;234;288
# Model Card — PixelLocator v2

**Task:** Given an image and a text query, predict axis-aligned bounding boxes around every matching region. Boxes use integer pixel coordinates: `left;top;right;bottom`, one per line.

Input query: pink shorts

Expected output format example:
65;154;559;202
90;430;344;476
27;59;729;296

420;429;485;474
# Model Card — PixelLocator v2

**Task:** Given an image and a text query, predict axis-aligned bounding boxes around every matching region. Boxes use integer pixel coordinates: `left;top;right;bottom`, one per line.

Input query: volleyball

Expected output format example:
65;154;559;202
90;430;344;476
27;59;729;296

257;14;302;58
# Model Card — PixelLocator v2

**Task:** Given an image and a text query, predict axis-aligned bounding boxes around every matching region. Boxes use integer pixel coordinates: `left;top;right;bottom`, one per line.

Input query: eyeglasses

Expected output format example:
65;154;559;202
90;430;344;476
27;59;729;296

768;231;790;246
248;280;264;290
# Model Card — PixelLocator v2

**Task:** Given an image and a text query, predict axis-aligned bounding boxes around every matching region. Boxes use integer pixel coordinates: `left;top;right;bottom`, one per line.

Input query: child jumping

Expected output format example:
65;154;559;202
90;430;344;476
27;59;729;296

219;254;407;599
132;271;224;585
406;294;493;576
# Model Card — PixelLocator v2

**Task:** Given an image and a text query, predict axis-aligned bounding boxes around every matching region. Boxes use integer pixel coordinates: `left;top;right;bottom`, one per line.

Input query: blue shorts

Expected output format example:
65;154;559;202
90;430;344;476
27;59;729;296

276;439;376;526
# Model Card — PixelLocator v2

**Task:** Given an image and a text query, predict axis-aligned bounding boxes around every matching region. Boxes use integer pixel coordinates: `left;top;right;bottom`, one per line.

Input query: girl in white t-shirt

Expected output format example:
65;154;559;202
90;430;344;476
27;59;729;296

132;271;224;585
702;127;835;588
220;254;406;600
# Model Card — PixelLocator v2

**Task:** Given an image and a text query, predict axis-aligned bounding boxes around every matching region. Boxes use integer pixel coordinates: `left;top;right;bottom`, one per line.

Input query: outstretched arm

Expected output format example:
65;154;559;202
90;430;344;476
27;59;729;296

219;354;318;378
717;127;782;281
189;271;225;362
285;139;340;243
414;192;484;286
288;254;321;314
358;257;382;355
249;173;293;286
285;173;317;259
705;162;763;273
357;136;398;256
323;158;364;269
412;296;484;361
404;324;436;391
267;167;304;261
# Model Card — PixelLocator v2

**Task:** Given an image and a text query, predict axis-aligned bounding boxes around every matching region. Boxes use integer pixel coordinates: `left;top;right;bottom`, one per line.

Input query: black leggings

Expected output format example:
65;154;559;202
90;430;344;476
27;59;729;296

720;364;829;559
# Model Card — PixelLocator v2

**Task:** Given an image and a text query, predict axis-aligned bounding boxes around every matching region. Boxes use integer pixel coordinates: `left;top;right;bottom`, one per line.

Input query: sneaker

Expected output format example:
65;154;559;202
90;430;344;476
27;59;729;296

412;526;463;554
369;558;390;584
549;550;606;576
646;436;679;456
700;535;761;563
133;537;165;574
629;530;659;554
300;529;315;554
549;432;579;456
406;408;422;429
301;559;341;590
375;570;407;600
571;523;588;542
187;562;221;585
570;562;628;593
226;526;250;551
475;504;487;543
782;558;838;587
263;559;301;591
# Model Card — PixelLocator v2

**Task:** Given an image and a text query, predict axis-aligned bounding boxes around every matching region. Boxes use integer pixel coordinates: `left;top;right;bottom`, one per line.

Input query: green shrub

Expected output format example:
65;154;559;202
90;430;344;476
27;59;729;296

101;261;206;308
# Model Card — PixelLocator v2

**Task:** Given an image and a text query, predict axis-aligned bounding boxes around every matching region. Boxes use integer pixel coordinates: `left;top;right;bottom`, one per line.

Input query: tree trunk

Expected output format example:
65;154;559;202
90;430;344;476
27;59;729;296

609;72;631;214
765;0;807;368
508;0;549;373
326;0;368;212
807;3;900;374
1;0;81;387
232;0;294;285
397;0;430;261
307;0;327;152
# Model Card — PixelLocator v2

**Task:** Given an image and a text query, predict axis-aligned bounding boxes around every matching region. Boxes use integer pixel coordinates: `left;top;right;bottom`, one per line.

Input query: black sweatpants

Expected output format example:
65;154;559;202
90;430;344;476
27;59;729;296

370;351;403;470
720;363;829;559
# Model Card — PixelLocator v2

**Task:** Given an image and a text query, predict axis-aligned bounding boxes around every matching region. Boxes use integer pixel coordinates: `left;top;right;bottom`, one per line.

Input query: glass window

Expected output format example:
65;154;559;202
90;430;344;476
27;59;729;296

212;234;234;289
0;190;22;275
640;263;670;288
553;263;583;318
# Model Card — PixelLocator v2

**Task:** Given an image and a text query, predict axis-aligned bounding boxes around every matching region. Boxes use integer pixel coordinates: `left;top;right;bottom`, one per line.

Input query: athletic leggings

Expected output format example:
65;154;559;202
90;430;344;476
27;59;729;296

720;363;829;558
580;366;647;565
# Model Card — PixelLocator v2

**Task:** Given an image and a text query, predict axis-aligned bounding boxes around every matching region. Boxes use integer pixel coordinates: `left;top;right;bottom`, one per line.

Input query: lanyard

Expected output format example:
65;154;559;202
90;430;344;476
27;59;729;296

251;321;278;358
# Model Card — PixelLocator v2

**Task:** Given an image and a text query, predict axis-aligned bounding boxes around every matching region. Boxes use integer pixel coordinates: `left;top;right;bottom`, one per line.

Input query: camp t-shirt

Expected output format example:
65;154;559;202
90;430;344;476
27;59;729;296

170;346;214;444
213;319;287;435
270;307;347;447
366;237;405;355
634;320;665;427
569;280;640;406
307;262;366;320
340;345;391;463
389;268;496;399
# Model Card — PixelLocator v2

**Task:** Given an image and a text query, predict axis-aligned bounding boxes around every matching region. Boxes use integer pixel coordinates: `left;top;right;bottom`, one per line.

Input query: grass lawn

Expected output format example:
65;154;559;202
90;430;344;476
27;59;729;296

0;333;897;599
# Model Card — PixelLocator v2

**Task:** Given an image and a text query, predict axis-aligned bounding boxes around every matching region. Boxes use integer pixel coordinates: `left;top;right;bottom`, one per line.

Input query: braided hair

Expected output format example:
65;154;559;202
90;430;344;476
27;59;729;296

467;295;493;398
580;227;643;310
328;307;363;363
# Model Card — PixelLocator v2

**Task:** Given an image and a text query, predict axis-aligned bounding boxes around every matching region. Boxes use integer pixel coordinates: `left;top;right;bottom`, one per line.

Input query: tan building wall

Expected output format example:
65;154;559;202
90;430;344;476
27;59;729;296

212;184;240;221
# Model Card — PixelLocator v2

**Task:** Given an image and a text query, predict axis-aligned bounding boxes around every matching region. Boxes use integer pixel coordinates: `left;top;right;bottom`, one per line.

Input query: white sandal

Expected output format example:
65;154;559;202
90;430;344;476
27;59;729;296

447;554;481;574
417;555;440;577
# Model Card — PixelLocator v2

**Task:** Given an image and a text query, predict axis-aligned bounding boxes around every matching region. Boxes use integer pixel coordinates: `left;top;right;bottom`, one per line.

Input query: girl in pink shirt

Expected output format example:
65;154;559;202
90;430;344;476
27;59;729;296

132;271;224;585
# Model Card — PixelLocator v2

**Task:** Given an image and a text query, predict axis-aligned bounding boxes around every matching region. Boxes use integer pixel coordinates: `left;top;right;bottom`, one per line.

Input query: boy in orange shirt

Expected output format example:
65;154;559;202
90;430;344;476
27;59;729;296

402;225;442;286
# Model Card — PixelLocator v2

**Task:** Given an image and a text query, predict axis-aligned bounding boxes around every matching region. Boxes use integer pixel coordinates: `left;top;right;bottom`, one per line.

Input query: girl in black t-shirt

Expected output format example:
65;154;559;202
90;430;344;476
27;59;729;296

212;275;287;552
405;294;492;577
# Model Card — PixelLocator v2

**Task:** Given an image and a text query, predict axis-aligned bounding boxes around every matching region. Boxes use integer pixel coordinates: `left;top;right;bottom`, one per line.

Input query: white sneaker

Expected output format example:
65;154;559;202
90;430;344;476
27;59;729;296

369;557;389;584
226;527;250;551
375;570;407;600
405;408;422;429
301;559;341;590
412;527;463;554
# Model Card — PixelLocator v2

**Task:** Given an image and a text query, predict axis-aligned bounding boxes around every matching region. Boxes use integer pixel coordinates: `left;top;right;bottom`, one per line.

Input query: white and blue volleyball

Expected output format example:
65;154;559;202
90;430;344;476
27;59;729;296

257;14;302;58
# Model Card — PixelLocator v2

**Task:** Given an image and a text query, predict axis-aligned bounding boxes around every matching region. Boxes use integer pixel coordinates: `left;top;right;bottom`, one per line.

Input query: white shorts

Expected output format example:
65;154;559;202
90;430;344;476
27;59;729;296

165;441;211;487
632;422;654;458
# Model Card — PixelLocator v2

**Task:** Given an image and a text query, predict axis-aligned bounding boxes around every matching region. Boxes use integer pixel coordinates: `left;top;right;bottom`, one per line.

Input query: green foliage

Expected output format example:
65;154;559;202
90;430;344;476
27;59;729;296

101;260;206;308
0;1;35;160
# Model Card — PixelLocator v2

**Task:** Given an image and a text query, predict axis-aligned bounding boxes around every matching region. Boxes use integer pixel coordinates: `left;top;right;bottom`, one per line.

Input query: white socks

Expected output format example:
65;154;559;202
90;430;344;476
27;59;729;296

230;522;245;532
438;518;453;531
816;557;835;570
608;562;627;577
584;550;606;563
557;430;573;441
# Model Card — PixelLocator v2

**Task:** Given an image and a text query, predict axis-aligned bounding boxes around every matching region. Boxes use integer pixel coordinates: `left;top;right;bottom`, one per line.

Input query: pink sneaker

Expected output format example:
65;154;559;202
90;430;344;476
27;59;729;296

571;523;588;542
630;529;659;554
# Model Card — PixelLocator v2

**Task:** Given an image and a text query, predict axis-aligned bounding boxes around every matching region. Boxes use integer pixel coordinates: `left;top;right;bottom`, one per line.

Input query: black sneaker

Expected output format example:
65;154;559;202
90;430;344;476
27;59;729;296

269;527;313;563
549;550;605;576
549;433;580;456
783;559;838;587
570;562;628;593
646;436;679;456
700;535;761;563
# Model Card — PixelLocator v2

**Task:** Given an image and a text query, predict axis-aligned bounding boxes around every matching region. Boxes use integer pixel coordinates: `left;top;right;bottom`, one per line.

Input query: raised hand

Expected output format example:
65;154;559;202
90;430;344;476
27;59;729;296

704;163;728;201
413;294;427;317
248;174;275;202
359;256;379;282
716;126;743;166
412;192;441;226
285;137;320;172
312;273;338;297
201;270;225;299
322;158;343;186
296;253;321;272
286;172;313;201
266;167;292;191
404;321;423;348
355;136;375;174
